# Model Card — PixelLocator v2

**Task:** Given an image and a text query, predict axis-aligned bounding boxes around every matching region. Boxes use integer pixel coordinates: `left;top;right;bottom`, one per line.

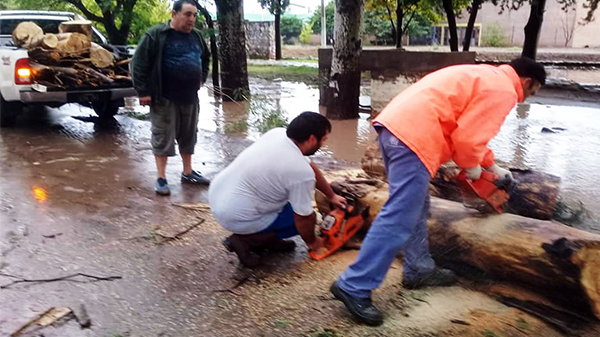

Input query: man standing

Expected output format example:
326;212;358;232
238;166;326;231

132;0;210;196
209;112;347;268
331;57;546;326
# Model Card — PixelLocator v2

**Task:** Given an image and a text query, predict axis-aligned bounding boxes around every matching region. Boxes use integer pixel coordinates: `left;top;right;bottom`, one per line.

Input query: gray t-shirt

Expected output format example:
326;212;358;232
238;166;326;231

208;128;316;234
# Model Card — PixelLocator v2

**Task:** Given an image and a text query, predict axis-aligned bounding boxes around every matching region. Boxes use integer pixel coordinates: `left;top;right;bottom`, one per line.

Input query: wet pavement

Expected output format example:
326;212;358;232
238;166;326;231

1;78;600;336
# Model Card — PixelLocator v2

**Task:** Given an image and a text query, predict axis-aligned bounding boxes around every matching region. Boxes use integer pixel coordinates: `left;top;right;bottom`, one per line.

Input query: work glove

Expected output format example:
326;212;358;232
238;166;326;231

487;163;514;182
464;165;482;180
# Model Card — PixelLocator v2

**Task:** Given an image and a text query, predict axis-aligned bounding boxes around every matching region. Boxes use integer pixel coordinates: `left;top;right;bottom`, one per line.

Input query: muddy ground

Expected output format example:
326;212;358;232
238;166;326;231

1;104;600;337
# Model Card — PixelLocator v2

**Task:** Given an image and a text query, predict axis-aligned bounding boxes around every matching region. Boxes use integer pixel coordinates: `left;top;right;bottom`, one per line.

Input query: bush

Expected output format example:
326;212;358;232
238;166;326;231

281;16;303;43
299;22;314;44
482;22;509;47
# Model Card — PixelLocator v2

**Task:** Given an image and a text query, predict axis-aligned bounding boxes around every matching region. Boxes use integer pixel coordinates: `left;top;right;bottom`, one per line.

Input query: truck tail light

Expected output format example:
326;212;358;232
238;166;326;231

15;58;32;85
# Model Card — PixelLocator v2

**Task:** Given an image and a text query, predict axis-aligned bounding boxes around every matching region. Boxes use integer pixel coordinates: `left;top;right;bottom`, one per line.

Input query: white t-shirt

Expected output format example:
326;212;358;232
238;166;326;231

208;128;316;234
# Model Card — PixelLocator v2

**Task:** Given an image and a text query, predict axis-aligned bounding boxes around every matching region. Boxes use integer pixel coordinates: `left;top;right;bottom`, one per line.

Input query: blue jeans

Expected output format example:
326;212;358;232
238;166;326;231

337;127;435;298
260;203;298;239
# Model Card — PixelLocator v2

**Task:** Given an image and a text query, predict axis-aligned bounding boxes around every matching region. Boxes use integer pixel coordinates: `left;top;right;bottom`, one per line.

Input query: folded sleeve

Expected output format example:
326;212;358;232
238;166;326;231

287;179;316;216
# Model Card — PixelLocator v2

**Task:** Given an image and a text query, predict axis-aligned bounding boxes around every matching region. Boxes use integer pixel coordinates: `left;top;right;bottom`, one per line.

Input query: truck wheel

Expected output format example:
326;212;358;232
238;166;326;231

92;99;122;119
0;95;22;127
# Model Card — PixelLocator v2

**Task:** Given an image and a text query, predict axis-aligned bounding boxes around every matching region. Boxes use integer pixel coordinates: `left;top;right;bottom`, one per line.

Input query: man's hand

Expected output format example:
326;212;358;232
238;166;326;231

139;96;152;106
329;194;347;210
465;165;482;180
487;163;514;181
307;236;325;252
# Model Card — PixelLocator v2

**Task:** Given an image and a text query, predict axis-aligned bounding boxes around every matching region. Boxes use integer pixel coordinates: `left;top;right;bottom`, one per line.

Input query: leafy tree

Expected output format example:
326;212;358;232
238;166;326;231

8;0;171;45
365;0;442;48
259;0;290;60
309;1;335;43
299;22;314;44
280;16;302;43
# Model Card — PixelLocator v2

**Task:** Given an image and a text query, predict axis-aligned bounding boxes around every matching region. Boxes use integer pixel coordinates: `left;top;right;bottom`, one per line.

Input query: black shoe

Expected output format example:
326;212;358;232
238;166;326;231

155;177;170;196
330;281;383;326
402;268;458;289
181;170;210;185
223;235;261;268
267;239;296;252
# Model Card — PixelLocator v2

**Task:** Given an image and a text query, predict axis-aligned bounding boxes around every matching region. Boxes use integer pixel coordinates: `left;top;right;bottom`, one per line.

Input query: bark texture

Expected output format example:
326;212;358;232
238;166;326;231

463;0;482;51
325;0;364;119
215;0;250;101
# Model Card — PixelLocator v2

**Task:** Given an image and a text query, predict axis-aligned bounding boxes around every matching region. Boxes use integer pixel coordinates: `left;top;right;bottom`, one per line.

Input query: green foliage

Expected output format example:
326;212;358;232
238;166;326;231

128;0;171;44
248;65;318;83
259;0;290;15
274;318;291;328
309;1;335;37
481;21;509;47
299;22;314;44
281;16;303;43
363;9;394;41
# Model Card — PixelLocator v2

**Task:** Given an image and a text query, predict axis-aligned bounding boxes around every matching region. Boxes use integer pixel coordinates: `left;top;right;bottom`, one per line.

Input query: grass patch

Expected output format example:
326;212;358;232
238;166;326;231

248;65;319;83
274;318;291;328
125;111;150;121
482;329;502;337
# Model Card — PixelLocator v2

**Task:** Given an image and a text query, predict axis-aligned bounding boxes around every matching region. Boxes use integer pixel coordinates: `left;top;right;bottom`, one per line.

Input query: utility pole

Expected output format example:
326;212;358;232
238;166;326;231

321;0;326;46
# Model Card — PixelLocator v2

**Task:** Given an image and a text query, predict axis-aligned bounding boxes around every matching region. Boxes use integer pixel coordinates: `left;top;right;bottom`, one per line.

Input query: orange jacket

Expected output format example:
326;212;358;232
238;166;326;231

373;64;524;177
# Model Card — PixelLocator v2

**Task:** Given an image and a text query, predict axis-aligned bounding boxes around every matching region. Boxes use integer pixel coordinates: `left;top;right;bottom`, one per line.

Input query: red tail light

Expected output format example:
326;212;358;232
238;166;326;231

15;58;31;85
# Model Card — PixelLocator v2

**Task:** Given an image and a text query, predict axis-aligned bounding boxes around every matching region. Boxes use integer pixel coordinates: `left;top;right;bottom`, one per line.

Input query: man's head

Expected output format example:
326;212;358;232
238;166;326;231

509;57;546;99
171;0;198;33
287;111;332;156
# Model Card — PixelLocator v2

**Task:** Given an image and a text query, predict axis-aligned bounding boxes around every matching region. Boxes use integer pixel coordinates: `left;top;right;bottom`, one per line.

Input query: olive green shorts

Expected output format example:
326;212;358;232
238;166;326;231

150;99;199;156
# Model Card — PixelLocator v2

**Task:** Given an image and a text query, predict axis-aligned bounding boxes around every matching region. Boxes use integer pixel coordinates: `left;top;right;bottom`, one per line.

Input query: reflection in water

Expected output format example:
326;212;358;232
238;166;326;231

32;186;48;202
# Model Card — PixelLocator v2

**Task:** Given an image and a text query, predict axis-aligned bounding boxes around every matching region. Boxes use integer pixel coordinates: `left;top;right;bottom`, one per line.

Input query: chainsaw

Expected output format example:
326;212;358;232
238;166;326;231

309;197;367;261
456;170;512;213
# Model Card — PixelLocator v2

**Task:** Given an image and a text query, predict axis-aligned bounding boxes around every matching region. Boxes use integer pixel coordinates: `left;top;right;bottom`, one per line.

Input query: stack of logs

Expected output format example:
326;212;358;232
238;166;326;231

12;21;132;89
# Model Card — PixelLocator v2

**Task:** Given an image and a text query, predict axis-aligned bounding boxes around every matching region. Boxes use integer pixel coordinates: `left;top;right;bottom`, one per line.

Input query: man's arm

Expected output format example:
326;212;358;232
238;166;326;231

294;212;324;251
310;162;346;209
131;32;155;99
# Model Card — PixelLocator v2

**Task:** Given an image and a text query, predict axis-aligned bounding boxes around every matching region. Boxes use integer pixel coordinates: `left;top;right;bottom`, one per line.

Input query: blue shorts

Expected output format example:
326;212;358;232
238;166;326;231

260;203;298;239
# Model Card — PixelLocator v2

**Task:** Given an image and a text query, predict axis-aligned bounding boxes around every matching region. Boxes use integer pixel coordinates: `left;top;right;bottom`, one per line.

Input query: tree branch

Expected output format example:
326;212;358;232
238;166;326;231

0;272;122;289
64;0;104;21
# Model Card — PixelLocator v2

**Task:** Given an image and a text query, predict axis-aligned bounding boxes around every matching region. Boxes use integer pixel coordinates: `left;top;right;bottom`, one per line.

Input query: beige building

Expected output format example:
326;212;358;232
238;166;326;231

442;1;600;48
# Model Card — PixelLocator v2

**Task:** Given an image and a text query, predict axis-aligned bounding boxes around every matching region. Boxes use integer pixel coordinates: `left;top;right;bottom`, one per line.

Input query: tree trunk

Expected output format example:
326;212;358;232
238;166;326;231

522;0;547;60
275;12;282;60
361;141;561;220
442;0;459;51
316;170;600;318
396;1;403;48
215;0;250;101
325;0;364;120
463;0;482;51
197;3;221;98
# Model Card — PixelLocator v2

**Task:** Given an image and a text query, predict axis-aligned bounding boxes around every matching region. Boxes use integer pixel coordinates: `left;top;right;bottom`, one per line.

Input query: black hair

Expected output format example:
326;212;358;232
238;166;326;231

509;57;546;85
173;0;197;12
286;111;332;143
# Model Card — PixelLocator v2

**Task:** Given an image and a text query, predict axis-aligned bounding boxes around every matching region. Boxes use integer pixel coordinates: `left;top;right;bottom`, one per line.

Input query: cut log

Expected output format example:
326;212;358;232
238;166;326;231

29;33;59;49
59;20;93;41
56;33;91;54
361;140;561;220
316;170;600;318
12;22;43;48
89;43;114;68
28;48;64;65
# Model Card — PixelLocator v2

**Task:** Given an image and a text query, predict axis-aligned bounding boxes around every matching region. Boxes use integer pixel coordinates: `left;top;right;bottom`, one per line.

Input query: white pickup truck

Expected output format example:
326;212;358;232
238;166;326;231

0;10;137;126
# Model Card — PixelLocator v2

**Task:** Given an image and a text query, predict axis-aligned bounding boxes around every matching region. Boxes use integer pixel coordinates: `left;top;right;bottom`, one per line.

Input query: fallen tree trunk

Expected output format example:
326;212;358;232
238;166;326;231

316;170;600;318
361;140;561;220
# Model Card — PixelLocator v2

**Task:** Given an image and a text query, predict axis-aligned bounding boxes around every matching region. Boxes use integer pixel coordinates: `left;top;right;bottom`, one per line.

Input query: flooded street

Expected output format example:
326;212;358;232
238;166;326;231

1;77;599;336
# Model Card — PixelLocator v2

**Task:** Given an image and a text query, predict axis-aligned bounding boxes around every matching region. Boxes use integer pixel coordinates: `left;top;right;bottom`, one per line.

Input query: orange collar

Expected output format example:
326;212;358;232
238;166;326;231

498;65;524;102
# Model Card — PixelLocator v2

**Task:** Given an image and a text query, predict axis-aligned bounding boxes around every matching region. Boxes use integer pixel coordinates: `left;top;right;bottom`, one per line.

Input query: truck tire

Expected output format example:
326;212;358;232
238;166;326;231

92;98;123;119
0;95;22;127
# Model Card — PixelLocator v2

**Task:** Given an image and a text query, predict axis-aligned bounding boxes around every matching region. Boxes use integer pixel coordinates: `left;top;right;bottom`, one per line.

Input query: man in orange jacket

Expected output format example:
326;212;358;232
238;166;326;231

330;57;546;325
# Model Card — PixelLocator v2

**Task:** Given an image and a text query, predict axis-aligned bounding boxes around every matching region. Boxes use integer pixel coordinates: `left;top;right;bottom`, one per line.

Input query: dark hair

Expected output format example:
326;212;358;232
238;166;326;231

509;57;546;85
286;111;332;143
173;0;197;12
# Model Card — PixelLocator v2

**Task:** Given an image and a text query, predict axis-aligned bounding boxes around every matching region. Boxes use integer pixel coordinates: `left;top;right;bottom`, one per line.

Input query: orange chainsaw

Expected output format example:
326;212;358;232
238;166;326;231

309;197;367;261
456;170;512;213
